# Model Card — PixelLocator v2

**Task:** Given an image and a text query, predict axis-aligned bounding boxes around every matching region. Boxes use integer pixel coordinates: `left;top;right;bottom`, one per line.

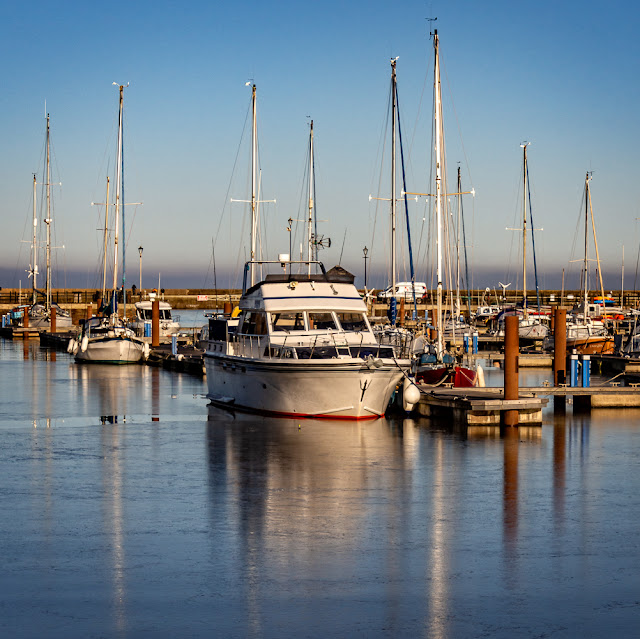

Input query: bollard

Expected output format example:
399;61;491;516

553;308;567;386
570;353;579;387
581;354;591;388
472;332;478;354
152;299;160;348
50;307;56;333
171;334;178;356
503;314;519;427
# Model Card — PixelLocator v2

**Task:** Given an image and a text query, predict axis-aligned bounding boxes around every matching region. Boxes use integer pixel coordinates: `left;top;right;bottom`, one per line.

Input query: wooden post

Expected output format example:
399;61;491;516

86;305;93;320
399;297;405;326
553;307;567;386
50;306;56;333
152;298;160;347
503;314;519;427
22;308;29;329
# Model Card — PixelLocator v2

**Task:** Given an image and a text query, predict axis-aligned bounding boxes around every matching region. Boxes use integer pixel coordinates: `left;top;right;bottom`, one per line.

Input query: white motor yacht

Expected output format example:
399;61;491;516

204;262;410;419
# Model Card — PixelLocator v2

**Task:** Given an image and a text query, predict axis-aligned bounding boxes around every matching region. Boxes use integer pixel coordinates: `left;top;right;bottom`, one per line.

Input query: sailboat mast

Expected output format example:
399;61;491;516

102;177;110;303
32;173;38;304
121;91;127;319
391;58;398;302
307;119;314;274
583;172;589;317
250;84;257;287
586;172;607;314
521;142;529;319
112;85;124;309
45;114;52;311
433;30;444;358
456;166;462;317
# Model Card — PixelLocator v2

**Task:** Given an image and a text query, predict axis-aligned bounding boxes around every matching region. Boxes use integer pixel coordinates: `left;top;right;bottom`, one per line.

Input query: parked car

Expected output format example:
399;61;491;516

377;282;427;301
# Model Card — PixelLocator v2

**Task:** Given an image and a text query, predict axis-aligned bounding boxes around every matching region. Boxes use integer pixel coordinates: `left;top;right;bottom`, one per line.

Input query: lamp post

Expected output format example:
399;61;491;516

138;246;143;293
363;246;369;289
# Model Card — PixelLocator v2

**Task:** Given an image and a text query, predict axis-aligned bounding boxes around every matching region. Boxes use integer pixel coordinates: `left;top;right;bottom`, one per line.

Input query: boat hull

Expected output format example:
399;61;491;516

74;336;145;364
415;364;476;387
204;352;408;419
565;337;615;355
29;315;74;329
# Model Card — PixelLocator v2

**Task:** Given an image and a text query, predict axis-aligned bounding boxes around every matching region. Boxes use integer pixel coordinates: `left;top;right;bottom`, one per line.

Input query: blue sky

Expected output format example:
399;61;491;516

1;0;639;292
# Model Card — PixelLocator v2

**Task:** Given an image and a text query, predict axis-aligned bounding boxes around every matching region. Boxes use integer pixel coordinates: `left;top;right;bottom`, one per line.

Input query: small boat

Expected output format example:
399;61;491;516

563;174;615;355
128;296;180;337
71;84;146;364
503;142;549;340
71;314;149;364
564;317;615;354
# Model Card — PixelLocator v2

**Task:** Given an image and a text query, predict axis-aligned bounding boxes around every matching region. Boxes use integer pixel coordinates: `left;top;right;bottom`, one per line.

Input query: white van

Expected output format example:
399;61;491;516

377;282;427;301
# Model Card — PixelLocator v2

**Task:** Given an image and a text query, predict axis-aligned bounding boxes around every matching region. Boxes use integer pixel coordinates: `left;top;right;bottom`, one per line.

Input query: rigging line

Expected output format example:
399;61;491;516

526;163;542;311
395;84;418;315
313;147;318;260
338;228;347;265
440;57;474;185
368;76;394;284
459;173;472;319
216;95;252;286
408;41;432;163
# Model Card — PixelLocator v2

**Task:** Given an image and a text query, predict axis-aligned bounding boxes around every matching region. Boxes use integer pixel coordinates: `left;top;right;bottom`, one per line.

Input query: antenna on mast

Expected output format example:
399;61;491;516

427;16;437;37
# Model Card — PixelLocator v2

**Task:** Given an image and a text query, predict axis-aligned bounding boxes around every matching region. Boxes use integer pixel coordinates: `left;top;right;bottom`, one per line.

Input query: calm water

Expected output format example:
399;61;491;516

1;340;638;638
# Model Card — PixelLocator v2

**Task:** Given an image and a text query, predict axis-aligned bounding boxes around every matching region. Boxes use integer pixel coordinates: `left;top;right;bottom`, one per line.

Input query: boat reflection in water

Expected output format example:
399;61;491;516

71;363;149;423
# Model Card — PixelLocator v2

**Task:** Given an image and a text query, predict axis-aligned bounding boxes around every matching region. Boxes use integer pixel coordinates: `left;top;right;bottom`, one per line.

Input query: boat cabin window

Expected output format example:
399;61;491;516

138;308;172;320
336;312;368;332
270;312;305;332
308;312;337;331
239;311;268;335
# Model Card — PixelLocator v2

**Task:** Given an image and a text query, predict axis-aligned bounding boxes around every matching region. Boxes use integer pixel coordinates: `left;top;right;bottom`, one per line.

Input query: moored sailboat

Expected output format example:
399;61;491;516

404;30;478;387
496;142;549;340
71;84;146;364
564;172;614;354
23;114;72;329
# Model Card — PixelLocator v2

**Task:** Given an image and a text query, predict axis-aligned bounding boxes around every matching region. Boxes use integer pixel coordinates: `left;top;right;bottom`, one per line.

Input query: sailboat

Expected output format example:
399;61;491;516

495;142;549;340
203;85;410;418
406;30;478;387
369;57;420;356
563;173;614;354
23;114;73;329
71;84;147;364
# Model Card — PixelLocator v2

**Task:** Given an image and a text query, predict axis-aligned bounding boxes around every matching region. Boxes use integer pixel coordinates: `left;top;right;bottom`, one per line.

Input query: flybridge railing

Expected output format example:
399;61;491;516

242;260;328;293
227;331;396;361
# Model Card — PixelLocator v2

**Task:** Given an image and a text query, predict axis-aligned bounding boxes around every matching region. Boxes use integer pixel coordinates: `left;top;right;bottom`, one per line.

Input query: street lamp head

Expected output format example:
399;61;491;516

363;246;368;258
138;246;143;257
